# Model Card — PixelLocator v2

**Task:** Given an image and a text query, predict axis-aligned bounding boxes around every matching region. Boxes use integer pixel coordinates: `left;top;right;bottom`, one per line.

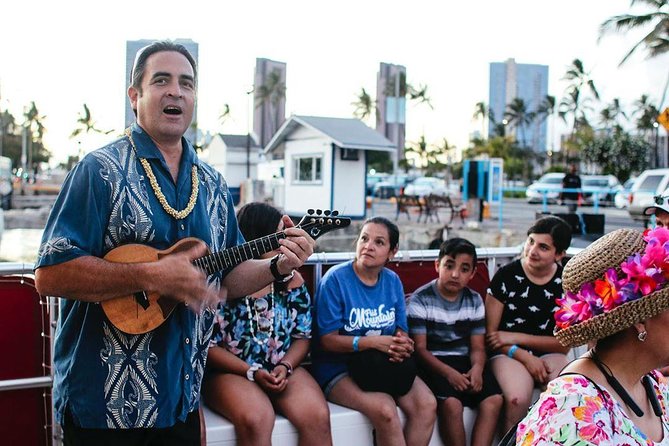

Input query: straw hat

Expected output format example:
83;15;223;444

555;228;669;347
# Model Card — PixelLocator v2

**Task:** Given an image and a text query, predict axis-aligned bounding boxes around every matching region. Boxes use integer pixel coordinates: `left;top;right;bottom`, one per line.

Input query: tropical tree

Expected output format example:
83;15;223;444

633;94;660;135
472;102;489;138
598;98;628;133
407;84;434;109
23;101;50;169
535;95;557;153
599;0;669;66
581;130;650;182
70;103;113;139
504;98;536;148
405;135;438;170
434;137;457;181
352;88;374;122
559;88;595;137
218;103;232;127
563;59;600;101
633;94;662;165
352;76;433;120
559;59;600;140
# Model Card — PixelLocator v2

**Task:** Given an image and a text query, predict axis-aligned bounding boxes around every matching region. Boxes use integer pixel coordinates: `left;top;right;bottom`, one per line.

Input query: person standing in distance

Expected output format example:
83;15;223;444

34;41;314;445
561;163;581;213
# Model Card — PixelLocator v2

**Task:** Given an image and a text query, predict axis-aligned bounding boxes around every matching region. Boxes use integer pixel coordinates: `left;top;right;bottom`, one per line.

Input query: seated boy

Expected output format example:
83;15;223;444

408;238;502;446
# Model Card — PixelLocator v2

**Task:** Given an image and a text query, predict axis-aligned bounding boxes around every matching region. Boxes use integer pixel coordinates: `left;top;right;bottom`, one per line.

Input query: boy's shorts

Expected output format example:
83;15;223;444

419;355;501;407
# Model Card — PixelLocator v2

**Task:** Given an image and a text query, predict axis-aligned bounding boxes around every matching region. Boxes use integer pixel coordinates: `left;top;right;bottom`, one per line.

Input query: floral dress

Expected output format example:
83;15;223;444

516;372;669;445
211;283;312;370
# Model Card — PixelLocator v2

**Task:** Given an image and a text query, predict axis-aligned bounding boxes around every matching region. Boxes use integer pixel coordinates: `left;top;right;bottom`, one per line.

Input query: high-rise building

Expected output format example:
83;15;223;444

124;39;199;144
376;63;406;161
489;58;548;152
253;58;287;148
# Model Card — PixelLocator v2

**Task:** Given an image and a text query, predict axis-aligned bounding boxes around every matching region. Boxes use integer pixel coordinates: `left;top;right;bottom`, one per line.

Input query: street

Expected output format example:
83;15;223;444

365;196;646;251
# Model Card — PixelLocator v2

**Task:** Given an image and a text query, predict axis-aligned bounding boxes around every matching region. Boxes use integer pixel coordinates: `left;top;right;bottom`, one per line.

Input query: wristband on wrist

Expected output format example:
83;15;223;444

270;255;292;282
352;336;361;352
277;361;294;376
507;344;519;359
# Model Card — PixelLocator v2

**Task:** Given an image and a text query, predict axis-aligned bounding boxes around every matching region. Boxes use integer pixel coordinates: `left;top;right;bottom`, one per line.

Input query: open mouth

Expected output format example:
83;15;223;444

163;105;182;115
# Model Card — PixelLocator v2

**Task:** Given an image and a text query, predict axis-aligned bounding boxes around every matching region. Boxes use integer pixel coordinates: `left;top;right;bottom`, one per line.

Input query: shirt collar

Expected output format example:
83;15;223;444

129;122;199;167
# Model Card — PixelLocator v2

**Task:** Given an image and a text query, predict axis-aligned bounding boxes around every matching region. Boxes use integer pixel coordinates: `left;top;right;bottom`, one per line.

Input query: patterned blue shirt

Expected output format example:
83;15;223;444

36;123;245;429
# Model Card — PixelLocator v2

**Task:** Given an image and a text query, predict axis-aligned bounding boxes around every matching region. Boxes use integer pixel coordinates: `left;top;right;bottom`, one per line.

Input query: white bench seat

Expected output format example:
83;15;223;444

204;402;479;446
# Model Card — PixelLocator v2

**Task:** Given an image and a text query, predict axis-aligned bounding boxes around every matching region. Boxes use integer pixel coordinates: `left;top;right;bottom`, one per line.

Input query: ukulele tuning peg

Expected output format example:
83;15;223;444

307;209;315;215
331;210;339;216
324;210;331;216
316;209;322;215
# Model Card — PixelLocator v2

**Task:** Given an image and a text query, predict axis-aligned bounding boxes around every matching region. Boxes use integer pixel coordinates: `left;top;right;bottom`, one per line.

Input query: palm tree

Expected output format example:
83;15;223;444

435;138;457;182
599;0;669;66
559;86;595;136
563;59;600;101
352;88;374;121
70;103;113;139
599;98;628;133
407;84;433;109
23;101;47;171
633;94;660;135
218;103;232;127
633;94;661;165
472;102;489;138
504;98;535;148
536;95;556;152
405;135;437;170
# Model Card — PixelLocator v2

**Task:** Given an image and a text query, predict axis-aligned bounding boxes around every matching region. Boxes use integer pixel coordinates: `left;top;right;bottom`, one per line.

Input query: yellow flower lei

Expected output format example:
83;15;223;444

125;128;199;220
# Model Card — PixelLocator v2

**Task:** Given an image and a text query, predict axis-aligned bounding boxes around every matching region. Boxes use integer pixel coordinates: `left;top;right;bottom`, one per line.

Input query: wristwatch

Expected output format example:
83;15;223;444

246;364;261;382
270;255;293;282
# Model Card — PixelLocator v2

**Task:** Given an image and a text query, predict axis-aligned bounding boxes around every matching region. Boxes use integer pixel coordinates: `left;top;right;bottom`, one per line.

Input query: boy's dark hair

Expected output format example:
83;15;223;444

236;202;283;241
438;238;477;265
362;216;400;251
527;216;572;254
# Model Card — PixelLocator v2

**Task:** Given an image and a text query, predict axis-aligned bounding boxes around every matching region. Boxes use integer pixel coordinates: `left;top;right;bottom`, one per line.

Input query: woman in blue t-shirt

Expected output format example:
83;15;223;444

203;203;332;445
312;216;437;446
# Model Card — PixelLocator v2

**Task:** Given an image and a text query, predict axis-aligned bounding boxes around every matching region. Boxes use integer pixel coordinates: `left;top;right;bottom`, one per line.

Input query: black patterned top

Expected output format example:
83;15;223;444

487;259;563;356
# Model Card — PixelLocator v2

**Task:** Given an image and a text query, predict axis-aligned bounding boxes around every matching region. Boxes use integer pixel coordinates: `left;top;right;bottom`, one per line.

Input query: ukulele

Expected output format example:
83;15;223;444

100;209;350;334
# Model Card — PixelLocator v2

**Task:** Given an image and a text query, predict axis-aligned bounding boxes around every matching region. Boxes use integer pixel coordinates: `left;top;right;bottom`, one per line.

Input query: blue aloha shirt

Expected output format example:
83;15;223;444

35;123;245;429
211;283;313;369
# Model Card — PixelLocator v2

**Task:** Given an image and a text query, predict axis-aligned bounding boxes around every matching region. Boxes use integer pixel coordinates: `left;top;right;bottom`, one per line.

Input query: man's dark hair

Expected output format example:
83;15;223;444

362;216;400;251
236;202;283;242
438;238;477;265
527;216;572;254
130;40;197;92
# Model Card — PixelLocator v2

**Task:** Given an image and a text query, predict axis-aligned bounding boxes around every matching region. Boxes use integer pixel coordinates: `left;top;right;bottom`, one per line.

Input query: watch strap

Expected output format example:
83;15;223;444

270;255;291;281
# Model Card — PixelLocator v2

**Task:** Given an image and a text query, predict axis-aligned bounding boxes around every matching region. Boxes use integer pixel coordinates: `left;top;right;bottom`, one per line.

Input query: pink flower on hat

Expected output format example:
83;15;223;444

555;227;669;330
555;292;593;329
621;253;660;296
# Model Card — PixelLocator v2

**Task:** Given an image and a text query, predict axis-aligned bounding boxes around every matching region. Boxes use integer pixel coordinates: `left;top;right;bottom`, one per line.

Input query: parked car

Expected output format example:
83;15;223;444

614;177;636;209
580;175;621;206
525;173;564;203
628;168;669;224
403;176;449;197
372;174;415;198
365;173;389;196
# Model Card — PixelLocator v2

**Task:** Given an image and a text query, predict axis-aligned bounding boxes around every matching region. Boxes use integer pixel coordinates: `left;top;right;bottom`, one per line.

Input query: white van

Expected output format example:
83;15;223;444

628;168;669;224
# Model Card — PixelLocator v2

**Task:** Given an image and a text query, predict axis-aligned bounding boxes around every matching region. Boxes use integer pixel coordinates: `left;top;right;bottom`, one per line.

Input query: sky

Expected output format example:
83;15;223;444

1;0;668;165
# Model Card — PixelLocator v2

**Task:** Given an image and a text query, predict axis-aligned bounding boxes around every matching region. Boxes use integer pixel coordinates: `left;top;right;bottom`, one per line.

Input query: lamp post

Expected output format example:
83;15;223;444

246;88;253;179
654;122;660;167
